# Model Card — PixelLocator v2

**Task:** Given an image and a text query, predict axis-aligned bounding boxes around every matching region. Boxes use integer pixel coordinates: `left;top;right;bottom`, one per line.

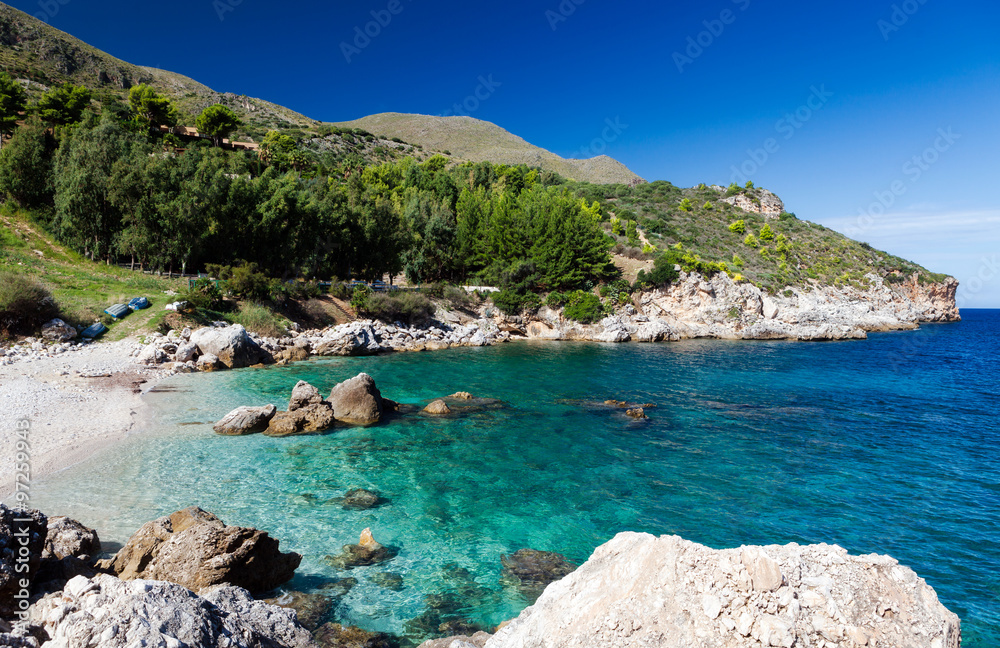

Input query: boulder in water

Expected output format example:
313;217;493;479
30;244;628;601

325;528;394;569
288;380;323;411
264;402;336;436
314;622;398;648
424;399;452;416
212;404;277;435
328;373;384;426
263;589;333;631
340;488;383;510
500;549;576;591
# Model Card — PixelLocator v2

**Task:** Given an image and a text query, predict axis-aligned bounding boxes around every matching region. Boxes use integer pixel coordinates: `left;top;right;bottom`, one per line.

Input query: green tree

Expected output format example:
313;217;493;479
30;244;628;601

196;104;242;147
729;220;746;234
0;72;27;146
760;223;775;242
35;83;92;126
128;84;177;126
0;119;53;207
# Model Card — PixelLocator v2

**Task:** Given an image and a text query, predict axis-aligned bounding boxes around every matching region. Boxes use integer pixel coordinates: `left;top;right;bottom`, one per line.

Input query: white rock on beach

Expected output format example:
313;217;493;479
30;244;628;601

486;532;960;648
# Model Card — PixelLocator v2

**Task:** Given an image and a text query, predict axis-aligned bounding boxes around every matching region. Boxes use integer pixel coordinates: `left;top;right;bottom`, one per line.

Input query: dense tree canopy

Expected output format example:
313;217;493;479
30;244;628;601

196;104;242;146
35;83;92;126
0;72;27;139
127;84;177;126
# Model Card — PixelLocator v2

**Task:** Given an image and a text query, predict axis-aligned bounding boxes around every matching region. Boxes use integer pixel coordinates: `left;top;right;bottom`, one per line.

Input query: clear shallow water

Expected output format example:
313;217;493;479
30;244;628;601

23;310;1000;646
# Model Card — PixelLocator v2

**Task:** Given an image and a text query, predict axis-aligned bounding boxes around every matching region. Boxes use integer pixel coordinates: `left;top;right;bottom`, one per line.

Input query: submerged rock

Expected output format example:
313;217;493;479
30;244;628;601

101;506;300;594
371;571;404;591
213;404;277;435
30;574;315;648
313;622;399;648
340;488;383;510
424;399;452;416
500;549;576;591
485;533;961;648
325;528;394;569
328;373;384;426
264;589;333;631
625;408;648;420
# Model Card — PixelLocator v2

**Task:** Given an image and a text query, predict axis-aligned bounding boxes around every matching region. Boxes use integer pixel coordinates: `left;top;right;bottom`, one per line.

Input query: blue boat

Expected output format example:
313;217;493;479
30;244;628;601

80;322;107;339
128;296;150;310
104;304;130;319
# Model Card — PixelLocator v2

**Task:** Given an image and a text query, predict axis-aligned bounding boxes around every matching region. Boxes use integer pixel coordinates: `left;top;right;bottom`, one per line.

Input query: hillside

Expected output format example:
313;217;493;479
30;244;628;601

335;112;644;185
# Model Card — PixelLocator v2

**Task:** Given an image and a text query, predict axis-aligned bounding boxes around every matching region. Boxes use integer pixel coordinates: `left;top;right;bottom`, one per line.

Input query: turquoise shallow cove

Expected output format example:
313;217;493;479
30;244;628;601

27;310;1000;646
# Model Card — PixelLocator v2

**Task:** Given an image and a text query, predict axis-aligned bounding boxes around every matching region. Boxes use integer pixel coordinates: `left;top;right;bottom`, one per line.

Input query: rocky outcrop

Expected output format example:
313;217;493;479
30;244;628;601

40;319;77;343
0;505;47;619
213;404;277;435
264;402;336;437
424;400;452;416
100;506;300;594
486;532;960;648
29;574;316;648
41;517;100;561
328;373;384;426
190;324;266;368
720;188;785;219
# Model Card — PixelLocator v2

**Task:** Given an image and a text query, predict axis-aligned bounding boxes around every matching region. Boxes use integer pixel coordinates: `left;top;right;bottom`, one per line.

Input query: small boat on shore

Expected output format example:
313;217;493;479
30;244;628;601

80;322;107;339
104;304;130;319
128;296;149;310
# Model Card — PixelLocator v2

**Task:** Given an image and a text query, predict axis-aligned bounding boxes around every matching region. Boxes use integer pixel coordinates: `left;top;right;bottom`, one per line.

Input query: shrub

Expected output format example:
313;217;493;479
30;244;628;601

365;292;436;324
606;279;632;305
0;271;58;336
350;285;371;312
563;291;603;323
732;253;745;267
759;224;775;242
729;220;746;234
183;279;226;311
492;289;539;316
646;253;681;286
225;263;275;302
232;302;287;337
443;285;476;310
284;280;322;301
678;198;693;212
546;291;567;308
775;234;790;253
703;201;714;210
744;234;759;248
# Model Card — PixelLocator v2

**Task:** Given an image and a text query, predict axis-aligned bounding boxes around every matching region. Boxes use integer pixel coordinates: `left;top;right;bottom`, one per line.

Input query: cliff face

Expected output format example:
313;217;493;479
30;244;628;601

517;272;960;343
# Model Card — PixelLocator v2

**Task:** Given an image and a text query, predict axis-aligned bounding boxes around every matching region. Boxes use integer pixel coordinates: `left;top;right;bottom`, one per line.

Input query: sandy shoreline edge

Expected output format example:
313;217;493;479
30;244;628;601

0;339;169;499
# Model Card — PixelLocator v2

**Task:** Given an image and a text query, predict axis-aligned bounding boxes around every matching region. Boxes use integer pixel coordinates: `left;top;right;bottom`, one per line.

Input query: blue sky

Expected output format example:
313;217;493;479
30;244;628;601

14;0;1000;306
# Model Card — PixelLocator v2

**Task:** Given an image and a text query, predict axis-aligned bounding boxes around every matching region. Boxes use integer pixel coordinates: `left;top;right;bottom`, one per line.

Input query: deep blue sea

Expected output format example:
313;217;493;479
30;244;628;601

24;310;1000;646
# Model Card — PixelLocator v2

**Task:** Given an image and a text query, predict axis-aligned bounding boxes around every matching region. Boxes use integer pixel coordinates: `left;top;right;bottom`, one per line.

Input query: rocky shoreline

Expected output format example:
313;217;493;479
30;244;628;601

0;504;961;648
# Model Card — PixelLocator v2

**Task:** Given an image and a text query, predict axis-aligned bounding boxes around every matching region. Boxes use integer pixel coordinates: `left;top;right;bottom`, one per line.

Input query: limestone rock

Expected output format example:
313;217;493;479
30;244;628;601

419;632;492;648
264;402;336;437
41;318;76;342
485;533;961;648
30;574;316;648
449;392;475;400
102;506;300;594
42;516;100;561
174;340;198;363
190;324;265;369
313;622;397;648
625;408;647;420
263;589;333;631
328;373;384;426
289;380;323;411
424;399;452;416
0;505;47;618
213;404;277;435
196;353;221;372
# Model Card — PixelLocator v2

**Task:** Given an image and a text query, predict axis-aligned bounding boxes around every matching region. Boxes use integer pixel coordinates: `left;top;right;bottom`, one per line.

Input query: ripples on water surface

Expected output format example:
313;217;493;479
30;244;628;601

27;310;1000;646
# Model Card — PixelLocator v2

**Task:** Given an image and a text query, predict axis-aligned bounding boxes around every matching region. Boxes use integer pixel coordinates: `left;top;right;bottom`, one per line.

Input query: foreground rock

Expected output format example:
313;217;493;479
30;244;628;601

486;532;961;648
42;516;100;561
41;319;77;343
30;574;316;648
190;324;267;369
265;402;336;437
328;373;384;426
419;632;491;648
0;505;47;618
101;506;300;594
213;404;277;435
289;380;324;410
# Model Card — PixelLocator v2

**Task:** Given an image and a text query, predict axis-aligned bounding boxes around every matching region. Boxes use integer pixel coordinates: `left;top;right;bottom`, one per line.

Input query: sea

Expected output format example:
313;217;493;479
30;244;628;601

23;309;1000;646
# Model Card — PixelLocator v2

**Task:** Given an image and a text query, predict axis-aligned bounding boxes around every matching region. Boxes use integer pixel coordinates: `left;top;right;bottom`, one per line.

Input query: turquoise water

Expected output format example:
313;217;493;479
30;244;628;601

25;310;1000;646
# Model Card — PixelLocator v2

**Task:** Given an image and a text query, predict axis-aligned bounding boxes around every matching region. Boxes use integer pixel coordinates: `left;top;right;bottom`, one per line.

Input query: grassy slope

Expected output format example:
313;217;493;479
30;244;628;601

595;182;947;294
335;113;644;185
0;209;187;341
